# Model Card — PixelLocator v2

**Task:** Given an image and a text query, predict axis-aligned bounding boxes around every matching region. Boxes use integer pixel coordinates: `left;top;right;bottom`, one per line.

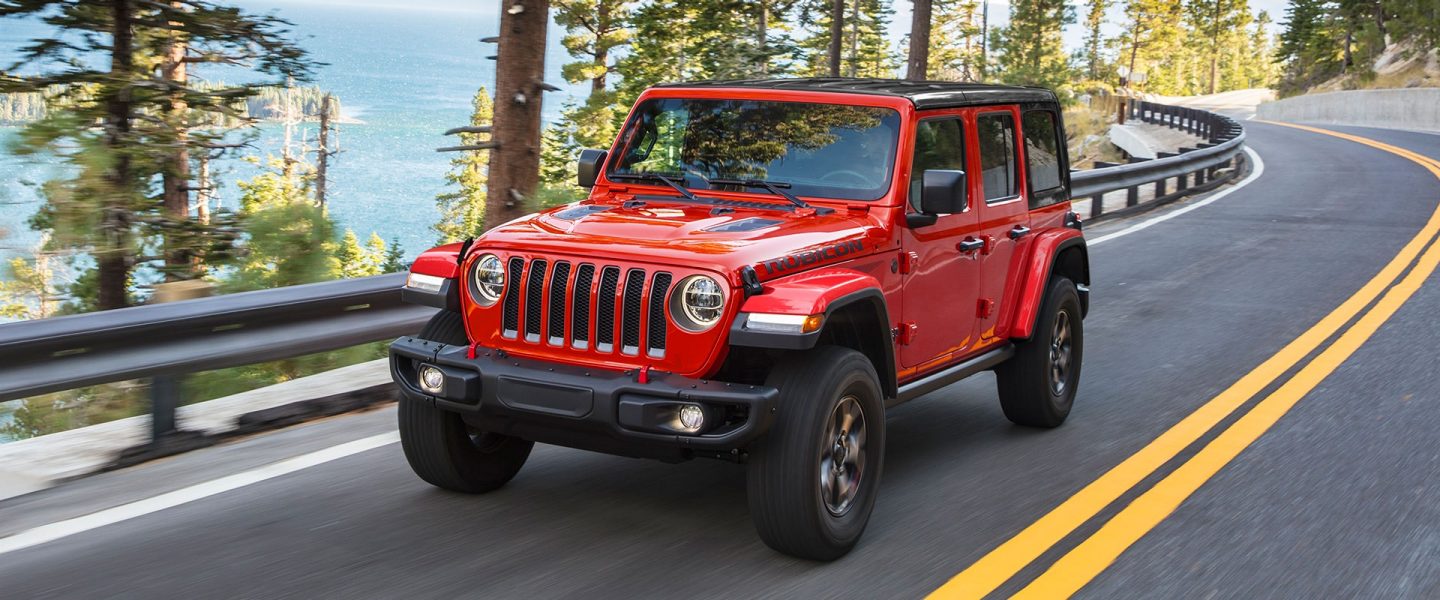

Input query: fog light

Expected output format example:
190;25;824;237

418;365;444;394
677;404;705;432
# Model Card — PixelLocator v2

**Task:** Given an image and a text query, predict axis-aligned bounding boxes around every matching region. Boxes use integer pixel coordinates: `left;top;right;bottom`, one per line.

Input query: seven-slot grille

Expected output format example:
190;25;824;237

497;257;672;359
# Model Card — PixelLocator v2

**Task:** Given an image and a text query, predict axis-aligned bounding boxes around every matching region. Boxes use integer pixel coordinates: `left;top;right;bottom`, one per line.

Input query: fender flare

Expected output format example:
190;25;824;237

401;242;466;311
729;267;898;399
1000;231;1089;341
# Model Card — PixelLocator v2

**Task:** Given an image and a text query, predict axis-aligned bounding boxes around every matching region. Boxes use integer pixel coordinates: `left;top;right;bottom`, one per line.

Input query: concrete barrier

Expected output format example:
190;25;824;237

1257;88;1440;132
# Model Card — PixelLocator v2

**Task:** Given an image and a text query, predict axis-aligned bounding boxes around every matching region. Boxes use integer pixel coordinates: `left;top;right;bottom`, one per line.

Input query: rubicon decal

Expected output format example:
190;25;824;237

760;240;865;275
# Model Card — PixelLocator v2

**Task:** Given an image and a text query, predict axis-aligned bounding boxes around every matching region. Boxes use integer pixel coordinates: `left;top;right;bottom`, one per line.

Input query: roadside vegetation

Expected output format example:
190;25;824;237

1276;1;1440;97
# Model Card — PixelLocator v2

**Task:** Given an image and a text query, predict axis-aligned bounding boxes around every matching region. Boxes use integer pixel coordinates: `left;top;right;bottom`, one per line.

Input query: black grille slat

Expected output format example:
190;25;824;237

621;269;646;354
502;257;523;336
596;267;620;351
524;259;547;342
547;261;571;344
572;264;595;347
647;273;672;357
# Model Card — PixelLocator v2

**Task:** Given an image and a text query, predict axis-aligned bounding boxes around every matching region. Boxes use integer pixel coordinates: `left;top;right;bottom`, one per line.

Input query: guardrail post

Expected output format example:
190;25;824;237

1127;186;1139;207
1091;193;1105;218
1196;166;1207;185
151;375;179;439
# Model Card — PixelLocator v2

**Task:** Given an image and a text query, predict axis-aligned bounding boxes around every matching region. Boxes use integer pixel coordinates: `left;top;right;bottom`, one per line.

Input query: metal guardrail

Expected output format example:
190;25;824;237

0;99;1245;450
1073;100;1248;222
0;273;435;404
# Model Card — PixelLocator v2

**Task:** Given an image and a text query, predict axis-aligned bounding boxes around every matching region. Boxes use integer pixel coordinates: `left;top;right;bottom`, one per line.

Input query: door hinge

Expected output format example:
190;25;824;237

898;251;919;274
896;321;918;345
976;298;994;319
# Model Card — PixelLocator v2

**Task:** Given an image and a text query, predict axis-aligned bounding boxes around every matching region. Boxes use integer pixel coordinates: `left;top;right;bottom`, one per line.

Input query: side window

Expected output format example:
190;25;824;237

977;113;1018;202
1023;110;1064;207
908;118;966;211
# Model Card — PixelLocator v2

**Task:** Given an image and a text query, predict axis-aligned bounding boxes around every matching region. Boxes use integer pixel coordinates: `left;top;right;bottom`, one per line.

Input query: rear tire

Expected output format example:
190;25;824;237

996;277;1083;428
398;311;533;493
746;346;885;561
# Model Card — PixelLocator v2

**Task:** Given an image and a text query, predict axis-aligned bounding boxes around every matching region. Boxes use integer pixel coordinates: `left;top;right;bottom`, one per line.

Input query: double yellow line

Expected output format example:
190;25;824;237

929;123;1440;599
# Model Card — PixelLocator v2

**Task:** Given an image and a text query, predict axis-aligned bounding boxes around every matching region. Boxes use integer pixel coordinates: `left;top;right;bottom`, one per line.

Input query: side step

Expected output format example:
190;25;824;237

890;345;1015;407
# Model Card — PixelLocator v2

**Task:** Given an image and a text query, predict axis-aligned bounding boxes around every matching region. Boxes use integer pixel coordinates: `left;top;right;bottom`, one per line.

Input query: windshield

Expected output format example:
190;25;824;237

608;98;901;201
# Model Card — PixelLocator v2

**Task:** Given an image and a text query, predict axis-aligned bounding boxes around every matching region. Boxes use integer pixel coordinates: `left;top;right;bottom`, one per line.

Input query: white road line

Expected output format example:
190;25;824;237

1090;147;1266;247
0;432;399;556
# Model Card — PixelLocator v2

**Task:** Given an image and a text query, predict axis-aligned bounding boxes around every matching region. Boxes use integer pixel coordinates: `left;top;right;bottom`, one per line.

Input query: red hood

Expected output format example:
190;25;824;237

477;198;891;282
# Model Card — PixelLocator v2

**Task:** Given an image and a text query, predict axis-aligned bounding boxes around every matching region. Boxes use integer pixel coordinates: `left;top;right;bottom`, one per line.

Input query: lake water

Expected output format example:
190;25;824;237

1;0;586;262
0;1;589;440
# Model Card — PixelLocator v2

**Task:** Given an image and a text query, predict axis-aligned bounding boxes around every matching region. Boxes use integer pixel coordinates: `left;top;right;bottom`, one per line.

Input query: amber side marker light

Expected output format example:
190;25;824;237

744;313;824;334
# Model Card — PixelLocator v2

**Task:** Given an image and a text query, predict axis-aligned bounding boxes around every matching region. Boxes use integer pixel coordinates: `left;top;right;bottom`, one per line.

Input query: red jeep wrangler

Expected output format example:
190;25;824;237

391;78;1089;560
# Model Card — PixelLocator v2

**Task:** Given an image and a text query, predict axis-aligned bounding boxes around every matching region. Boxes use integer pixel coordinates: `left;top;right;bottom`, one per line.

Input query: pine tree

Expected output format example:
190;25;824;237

224;157;337;292
796;0;898;78
1083;0;1110;80
381;237;407;273
992;0;1074;91
554;0;633;94
924;0;984;80
1117;0;1184;90
0;253;56;320
0;0;314;310
1276;0;1345;95
1187;0;1252;94
435;87;494;243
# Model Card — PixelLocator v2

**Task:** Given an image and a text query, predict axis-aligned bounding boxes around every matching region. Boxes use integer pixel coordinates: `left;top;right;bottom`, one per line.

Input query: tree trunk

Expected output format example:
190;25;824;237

907;0;932;80
161;3;191;282
196;154;211;225
757;2;769;75
316;94;332;208
99;0;135;310
485;0;550;232
1343;25;1354;71
1126;28;1140;88
980;1;989;78
848;0;860;77
593;1;610;93
1208;0;1221;94
828;0;844;76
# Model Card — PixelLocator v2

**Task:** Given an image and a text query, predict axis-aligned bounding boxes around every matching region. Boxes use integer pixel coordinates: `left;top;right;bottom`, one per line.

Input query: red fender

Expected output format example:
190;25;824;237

998;228;1087;340
409;242;465;279
738;267;883;315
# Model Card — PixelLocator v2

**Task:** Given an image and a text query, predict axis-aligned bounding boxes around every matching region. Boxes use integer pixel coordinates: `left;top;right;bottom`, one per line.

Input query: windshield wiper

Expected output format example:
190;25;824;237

707;178;809;210
609;172;698;201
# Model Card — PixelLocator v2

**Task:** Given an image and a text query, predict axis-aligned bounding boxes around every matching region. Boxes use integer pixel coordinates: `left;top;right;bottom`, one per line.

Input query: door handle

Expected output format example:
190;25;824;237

958;237;984;253
1008;225;1031;239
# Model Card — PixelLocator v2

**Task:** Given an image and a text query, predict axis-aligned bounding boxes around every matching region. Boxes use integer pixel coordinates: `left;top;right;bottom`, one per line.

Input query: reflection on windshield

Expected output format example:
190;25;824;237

610;98;901;201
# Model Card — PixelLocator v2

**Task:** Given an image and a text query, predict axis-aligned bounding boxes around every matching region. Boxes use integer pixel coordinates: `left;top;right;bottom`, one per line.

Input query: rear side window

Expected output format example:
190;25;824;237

977;113;1018;202
1023;110;1065;206
909;118;966;211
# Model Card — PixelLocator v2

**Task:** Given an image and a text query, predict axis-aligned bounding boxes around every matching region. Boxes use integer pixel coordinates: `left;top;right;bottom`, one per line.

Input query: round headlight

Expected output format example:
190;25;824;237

471;254;505;305
671;275;725;331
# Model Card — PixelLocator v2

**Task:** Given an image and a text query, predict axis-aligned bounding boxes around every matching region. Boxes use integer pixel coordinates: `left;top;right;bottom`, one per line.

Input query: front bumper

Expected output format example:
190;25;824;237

389;336;778;460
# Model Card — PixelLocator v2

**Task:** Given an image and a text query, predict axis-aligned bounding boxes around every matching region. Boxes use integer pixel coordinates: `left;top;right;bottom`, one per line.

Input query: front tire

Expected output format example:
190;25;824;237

996;277;1083;428
398;311;533;493
746;346;885;561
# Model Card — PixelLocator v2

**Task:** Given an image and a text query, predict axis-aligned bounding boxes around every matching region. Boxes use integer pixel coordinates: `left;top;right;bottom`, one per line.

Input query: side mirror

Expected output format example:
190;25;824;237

577;149;608;188
907;169;967;228
921;169;967;214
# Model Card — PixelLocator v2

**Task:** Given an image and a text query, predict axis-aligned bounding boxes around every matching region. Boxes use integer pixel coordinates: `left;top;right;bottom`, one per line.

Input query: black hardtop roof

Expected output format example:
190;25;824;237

652;77;1058;110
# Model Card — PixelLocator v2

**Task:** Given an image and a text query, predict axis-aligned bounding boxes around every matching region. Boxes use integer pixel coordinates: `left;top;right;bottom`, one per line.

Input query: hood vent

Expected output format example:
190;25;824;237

554;204;612;220
703;217;782;233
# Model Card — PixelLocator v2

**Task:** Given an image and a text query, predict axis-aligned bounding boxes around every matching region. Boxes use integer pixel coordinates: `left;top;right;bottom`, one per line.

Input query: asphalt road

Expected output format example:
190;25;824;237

2;122;1439;599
